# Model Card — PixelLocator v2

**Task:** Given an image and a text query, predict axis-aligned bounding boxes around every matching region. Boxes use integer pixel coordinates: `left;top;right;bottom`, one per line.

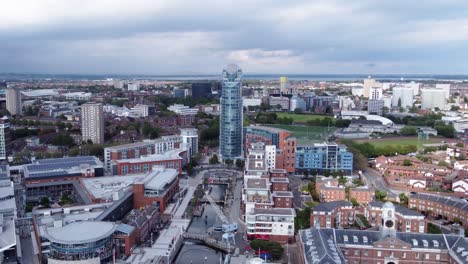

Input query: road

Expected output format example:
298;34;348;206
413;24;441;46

288;174;307;209
361;168;403;196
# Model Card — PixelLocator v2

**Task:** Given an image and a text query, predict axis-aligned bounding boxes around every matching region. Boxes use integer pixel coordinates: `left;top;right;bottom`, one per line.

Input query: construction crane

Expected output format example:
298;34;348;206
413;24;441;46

204;191;238;245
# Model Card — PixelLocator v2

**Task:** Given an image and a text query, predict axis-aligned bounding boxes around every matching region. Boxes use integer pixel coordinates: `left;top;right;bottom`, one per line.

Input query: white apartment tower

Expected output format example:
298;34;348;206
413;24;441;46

81;103;104;144
265;145;276;171
392;86;414;108
436;84;451;99
421;89;446;110
180;128;198;158
6;88;22;116
0;117;10;160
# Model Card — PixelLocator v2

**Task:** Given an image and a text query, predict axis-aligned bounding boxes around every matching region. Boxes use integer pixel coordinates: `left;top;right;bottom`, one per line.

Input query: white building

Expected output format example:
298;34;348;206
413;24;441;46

436;83;451;99
363;78;382;98
6;87;22;116
369;86;383;100
453;119;468;132
180;128;198;158
0;174;17;263
265;145;276;171
289;95;306;111
132;104;151;117
113;80;125;89
81;103;104;144
392;86;414;108
351;87;364;97
167;104;198;115
269;96;289;110
382;96;392;108
408;81;421;95
243;98;262;108
64;92;92;101
452;178;468;194
127;82;140;91
0;117;9;160
421;89;446;110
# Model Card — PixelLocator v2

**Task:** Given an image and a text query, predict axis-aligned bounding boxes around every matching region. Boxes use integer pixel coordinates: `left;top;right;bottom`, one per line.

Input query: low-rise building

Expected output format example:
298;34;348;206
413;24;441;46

349;185;374;205
246;208;295;243
112;148;186;175
410;193;468;227
295;142;353;175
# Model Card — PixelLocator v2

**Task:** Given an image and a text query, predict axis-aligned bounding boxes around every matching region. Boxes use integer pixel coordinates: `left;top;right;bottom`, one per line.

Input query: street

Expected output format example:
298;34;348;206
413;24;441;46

361;168;403;196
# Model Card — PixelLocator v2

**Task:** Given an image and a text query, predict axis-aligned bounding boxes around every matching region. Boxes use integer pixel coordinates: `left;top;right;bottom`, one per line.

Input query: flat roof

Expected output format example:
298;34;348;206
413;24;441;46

24;156;103;179
270;177;289;183
245;125;289;134
105;141;155;151
143;168;179;191
44;221;116;244
81;174;147;200
273;191;293;198
246;178;268;189
114;149;184;163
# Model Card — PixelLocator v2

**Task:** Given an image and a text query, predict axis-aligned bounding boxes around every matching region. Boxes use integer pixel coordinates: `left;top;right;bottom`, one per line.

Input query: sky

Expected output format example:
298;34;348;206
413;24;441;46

1;0;468;75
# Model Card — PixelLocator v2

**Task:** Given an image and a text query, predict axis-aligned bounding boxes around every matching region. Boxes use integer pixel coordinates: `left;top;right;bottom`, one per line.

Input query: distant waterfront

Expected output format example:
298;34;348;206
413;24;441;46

1;73;468;82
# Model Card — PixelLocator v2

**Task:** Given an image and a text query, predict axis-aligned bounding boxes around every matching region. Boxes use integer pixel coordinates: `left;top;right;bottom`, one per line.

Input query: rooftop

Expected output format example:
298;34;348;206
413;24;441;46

142;167;179;191
411;193;468;212
24;156;103;179
114;148;185;163
43;221;117;244
273;191;293;198
245;125;289;134
81;174;147;200
313;201;352;213
245;178;268;189
369;201;423;217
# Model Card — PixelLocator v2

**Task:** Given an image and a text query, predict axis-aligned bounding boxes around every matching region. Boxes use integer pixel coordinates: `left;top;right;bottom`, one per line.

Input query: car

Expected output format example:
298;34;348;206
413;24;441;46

452;223;460;227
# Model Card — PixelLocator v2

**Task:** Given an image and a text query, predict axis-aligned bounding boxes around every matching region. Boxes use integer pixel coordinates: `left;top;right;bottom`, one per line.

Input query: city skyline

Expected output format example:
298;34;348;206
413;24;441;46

1;1;468;75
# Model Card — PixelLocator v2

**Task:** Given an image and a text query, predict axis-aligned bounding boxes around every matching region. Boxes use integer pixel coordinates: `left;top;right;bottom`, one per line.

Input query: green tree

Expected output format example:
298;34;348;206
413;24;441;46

235;159;245;168
400;126;417;136
40;197;51;208
399;193;409;207
209;154;219;164
375;190;387;201
350;198;359;207
225;159;233;166
403;159;412;166
438;161;449;167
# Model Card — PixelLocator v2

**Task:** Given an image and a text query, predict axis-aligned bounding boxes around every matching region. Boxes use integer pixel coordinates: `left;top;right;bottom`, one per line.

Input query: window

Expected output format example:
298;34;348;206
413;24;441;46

354;250;359;256
402;252;406;258
377;251;381;257
425;254;429;260
415;253;419;259
436;254;440;260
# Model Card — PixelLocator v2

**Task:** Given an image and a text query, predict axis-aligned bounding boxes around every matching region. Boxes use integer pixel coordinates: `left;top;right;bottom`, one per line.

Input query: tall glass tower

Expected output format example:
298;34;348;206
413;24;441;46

220;64;243;160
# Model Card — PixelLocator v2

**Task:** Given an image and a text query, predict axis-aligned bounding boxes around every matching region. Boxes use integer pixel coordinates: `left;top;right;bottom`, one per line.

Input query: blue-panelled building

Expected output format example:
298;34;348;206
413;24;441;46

295;142;353;174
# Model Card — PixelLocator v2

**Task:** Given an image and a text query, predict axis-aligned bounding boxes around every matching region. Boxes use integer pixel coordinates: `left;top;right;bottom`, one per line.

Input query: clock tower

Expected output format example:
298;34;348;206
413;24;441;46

380;202;397;238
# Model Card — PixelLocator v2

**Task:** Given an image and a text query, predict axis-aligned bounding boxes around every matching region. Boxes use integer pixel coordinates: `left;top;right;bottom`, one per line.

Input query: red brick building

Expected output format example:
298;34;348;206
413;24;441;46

350;186;374;205
114;149;186;175
132;167;179;212
113;224;137;258
409;193;468;227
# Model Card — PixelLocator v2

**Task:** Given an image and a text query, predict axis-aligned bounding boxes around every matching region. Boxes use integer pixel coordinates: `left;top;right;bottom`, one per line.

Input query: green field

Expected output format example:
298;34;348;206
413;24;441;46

275;112;331;123
355;137;441;148
265;124;336;144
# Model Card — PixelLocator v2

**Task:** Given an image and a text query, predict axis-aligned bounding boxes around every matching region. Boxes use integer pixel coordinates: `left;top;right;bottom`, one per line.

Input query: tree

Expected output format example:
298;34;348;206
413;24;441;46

338;176;347;185
209;154;219;164
450;105;460;111
225;159;233;166
400;126;417;136
250;240;284;260
235;159;245;168
350;198;359;207
399;193;409;207
40;197;51;208
456;142;464;148
397;98;402;107
438;161;449;167
403;159;412;166
375;190;387;201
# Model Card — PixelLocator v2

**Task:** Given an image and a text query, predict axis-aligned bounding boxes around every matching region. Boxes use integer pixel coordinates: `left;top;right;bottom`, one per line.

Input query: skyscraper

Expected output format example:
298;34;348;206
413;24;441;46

362;77;382;98
220;64;243;160
6;87;22;116
280;76;288;95
0;116;10;160
392;86;414;108
81;103;104;144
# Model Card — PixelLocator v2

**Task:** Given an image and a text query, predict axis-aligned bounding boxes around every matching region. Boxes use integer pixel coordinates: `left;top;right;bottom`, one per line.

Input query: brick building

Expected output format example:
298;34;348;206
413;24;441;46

132;167;179;212
409;193;468;227
300;202;468;264
350;185;374;205
315;177;346;202
113;148;186;175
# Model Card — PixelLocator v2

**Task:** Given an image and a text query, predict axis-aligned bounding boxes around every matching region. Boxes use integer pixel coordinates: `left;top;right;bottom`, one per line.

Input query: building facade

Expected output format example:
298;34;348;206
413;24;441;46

392;86;414;108
180;128;198;158
295;142;353;174
0;117;10;160
421;88;446;110
5;87;22;116
81;102;104;144
220;64;243;160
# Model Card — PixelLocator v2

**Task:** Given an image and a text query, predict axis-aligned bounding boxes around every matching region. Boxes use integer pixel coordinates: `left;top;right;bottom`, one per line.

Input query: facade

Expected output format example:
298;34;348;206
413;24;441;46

392;86;414;108
180;128;198;158
436;83;451;99
421;88;446;110
0;116;10;160
269;96;290;110
167;104;198;115
81;102;104;144
112;148;186;175
132;104;154;117
5;87;22;116
244;126;296;173
132;167;179;212
192;82;214;98
220;64;243;160
280;76;288;94
301;202;466;264
127;82;140;91
350;186;374;205
0;176;17;263
289;95;306;111
295;142;353;174
409;193;468;227
370;86;383;100
367;99;384;115
104;136;183;173
42;221;117;263
363;78;382;98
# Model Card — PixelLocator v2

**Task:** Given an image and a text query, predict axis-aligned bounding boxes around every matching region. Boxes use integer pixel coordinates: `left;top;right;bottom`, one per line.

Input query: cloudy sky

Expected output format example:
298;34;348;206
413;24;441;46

1;0;468;75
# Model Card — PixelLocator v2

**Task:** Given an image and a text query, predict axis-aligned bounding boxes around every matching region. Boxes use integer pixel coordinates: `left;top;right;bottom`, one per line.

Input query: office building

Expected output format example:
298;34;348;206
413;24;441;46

167;104;198;115
192;82;214;98
299;202;468;264
220;64;243;160
362;77;382;98
173;87;189;98
127;82;140;91
370;86;383;100
81;102;104;144
269;96;290;110
290;95;306;111
367;99;384;115
113;80;125;89
0;117;10;160
280;76;288;95
295;142;353;174
180;128;198;158
392;86;414;108
421;88;446;110
132;104;154;117
6;87;22;116
244;126;296;173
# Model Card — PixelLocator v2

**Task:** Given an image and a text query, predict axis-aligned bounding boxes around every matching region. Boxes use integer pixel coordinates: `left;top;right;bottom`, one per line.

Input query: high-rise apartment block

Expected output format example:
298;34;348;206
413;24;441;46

220;64;243;160
81;102;104;144
392;86;414;108
0;117;10;160
363;77;382;98
6;87;22;116
421;88;446;110
180;128;198;158
295;142;353;175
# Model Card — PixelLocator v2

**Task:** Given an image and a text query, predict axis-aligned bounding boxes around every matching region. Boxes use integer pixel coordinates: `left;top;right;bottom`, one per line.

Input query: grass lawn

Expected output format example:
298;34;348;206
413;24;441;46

265;124;336;144
276;112;331;123
355;137;441;149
